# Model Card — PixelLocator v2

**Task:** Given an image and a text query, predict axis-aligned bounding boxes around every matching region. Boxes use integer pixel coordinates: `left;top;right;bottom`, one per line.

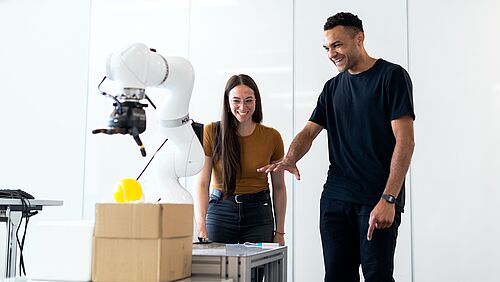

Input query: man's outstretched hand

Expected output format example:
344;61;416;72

257;157;301;180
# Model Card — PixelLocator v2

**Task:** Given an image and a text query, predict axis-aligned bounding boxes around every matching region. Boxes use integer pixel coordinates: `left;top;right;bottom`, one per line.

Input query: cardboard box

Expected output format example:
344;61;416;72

94;203;193;238
92;237;192;282
92;203;194;282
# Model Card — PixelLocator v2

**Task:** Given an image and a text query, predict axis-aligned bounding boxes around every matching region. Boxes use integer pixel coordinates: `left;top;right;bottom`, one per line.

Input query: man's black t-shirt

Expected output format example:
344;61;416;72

309;59;415;211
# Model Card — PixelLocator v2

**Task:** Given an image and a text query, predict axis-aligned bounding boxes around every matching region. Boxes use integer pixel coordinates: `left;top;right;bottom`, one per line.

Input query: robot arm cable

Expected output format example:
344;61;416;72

97;76;122;113
136;137;168;181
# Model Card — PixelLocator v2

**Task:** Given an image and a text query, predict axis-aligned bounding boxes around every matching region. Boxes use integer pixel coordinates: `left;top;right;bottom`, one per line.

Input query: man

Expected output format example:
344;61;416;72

258;12;415;282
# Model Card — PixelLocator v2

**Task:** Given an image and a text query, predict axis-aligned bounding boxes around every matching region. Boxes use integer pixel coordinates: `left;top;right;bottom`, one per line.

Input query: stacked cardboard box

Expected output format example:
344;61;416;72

92;203;193;282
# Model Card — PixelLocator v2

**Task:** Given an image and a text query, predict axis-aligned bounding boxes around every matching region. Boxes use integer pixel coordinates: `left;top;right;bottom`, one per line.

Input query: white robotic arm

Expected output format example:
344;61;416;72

106;43;195;120
97;43;204;203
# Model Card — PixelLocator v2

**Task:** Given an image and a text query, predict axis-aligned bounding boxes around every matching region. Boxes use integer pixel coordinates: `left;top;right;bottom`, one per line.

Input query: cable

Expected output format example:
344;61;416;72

136;138;169;181
18;203;36;276
145;94;157;109
97;76;123;114
15;196;35;276
15;197;26;275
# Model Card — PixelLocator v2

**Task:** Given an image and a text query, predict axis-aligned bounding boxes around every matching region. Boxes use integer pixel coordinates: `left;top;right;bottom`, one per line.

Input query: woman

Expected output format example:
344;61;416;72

195;74;286;245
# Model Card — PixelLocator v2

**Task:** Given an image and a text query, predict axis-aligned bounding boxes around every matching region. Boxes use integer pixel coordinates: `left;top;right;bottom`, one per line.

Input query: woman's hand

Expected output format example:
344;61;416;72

273;232;285;246
197;220;208;240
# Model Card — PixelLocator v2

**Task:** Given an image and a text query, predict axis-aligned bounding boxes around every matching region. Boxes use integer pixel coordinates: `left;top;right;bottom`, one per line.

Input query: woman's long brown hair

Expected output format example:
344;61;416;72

213;74;263;197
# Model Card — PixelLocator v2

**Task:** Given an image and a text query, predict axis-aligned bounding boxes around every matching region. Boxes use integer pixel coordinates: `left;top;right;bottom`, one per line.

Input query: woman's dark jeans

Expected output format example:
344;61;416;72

206;189;274;282
206;189;274;243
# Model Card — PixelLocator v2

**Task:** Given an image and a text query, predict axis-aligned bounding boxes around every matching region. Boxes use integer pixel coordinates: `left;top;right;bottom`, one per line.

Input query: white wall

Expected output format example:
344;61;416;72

0;0;90;218
409;1;500;281
1;0;499;281
0;0;90;272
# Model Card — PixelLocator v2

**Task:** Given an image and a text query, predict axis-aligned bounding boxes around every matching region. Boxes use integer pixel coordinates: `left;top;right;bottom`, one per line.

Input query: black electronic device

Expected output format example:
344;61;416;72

0;189;34;199
194;237;212;244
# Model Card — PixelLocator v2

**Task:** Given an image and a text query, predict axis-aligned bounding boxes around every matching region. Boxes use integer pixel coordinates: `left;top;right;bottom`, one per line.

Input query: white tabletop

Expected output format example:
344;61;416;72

192;242;286;257
1;276;232;282
0;199;63;207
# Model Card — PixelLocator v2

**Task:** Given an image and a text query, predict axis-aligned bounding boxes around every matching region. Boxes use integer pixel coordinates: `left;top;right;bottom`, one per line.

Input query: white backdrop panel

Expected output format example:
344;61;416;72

86;0;295;277
83;0;191;218
0;0;90;218
408;0;500;281
189;0;294;277
0;0;91;272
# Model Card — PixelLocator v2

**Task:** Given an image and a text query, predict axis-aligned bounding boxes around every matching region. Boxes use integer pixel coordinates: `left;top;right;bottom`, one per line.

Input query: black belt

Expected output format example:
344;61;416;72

211;189;270;204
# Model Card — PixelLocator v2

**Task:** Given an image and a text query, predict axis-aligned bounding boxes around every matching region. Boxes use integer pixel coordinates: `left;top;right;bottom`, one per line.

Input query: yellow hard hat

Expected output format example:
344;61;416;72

113;178;143;203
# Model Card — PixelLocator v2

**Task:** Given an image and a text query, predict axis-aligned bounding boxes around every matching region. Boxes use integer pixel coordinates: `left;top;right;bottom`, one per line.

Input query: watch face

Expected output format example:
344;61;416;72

382;194;396;203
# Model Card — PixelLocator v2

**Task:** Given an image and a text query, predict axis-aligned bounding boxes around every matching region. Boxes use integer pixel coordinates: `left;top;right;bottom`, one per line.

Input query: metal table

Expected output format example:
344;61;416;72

192;243;287;282
0;199;63;278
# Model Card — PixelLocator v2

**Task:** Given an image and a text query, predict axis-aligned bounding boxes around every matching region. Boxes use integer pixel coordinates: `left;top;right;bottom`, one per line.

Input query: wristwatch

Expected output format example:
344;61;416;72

381;194;396;204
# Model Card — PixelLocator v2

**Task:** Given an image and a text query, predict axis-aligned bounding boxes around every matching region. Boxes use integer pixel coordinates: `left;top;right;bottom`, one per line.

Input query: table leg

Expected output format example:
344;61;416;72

4;207;22;278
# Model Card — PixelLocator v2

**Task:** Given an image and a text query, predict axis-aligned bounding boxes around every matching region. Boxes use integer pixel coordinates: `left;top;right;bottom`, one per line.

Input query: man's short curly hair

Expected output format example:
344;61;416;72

324;12;363;36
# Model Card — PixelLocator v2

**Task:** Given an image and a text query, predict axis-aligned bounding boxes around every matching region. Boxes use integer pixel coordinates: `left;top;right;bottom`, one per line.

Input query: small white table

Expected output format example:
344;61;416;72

0;199;63;278
4;276;232;282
